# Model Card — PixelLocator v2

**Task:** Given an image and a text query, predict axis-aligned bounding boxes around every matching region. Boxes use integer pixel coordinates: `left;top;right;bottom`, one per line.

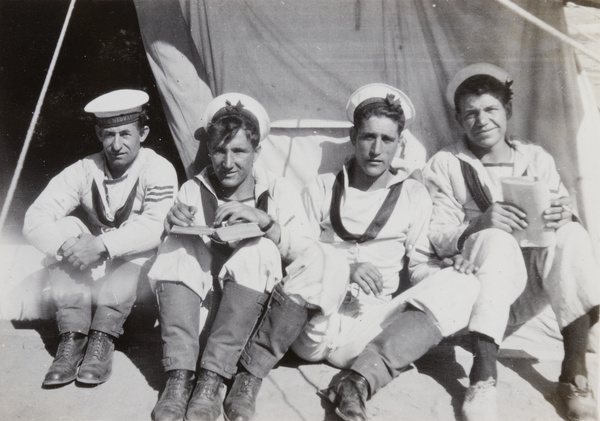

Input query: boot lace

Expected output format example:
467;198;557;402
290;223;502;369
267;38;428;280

56;334;75;359
165;371;192;399
88;332;110;360
196;371;221;399
236;373;261;399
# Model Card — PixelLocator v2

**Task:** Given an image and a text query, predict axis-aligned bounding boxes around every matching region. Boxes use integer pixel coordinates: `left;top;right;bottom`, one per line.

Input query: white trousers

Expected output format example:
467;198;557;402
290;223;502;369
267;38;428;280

291;267;479;368
463;223;600;345
220;239;350;317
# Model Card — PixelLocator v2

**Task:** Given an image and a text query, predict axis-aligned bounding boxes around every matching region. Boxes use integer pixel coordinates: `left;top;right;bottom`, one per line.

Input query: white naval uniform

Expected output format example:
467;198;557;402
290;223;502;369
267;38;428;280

291;161;480;368
424;137;600;344
148;166;347;315
23;147;178;336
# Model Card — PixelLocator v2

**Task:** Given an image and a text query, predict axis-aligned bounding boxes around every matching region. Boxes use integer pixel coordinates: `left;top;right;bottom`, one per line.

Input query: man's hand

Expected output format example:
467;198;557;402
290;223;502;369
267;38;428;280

465;202;528;238
476;202;528;233
543;196;573;230
214;201;271;229
458;202;527;250
60;234;107;270
442;255;479;275
350;262;383;296
166;202;197;232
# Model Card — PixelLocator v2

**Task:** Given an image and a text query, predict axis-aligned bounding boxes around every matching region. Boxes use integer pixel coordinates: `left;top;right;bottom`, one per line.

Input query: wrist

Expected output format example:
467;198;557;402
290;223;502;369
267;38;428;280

260;217;276;232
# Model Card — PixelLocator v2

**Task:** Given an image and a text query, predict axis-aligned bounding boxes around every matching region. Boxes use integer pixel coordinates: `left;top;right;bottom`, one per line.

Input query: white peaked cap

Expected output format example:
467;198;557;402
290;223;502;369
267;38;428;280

84;89;149;127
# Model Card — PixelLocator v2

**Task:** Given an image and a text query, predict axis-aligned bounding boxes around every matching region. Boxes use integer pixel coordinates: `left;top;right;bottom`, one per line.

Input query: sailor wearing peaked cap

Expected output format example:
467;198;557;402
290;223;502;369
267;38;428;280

445;63;512;109
203;93;271;142
23;87;177;389
84;89;149;128
346;83;415;128
346;83;426;173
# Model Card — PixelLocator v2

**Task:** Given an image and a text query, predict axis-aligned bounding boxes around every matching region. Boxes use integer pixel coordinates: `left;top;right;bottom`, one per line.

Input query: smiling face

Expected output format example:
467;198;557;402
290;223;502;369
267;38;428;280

209;128;258;195
456;92;512;156
96;122;149;178
351;116;401;188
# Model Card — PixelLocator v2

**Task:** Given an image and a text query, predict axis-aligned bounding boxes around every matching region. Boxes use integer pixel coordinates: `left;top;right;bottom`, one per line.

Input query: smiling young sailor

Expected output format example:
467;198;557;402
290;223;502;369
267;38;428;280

423;63;600;421
148;93;346;421
23;89;177;387
290;83;482;421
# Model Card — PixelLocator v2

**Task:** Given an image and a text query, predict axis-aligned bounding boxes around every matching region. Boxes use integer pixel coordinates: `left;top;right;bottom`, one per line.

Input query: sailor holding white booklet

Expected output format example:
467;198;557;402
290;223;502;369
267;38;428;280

423;63;599;421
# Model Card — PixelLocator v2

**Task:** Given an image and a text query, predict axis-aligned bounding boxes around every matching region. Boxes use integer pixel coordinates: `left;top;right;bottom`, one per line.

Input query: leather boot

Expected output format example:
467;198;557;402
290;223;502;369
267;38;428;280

226;285;311;421
331;372;369;421
42;332;88;387
77;330;115;384
199;281;268;380
185;369;224;421
152;369;196;421
223;371;262;421
240;284;312;378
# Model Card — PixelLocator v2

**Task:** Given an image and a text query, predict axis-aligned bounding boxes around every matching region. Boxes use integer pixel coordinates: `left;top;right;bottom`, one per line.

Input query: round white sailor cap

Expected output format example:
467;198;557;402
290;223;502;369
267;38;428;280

446;63;511;107
203;93;271;142
346;83;415;128
84;89;149;128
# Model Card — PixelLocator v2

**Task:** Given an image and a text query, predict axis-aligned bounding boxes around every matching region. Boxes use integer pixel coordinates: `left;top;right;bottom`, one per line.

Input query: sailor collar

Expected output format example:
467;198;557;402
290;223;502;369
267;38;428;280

339;156;411;193
453;136;532;179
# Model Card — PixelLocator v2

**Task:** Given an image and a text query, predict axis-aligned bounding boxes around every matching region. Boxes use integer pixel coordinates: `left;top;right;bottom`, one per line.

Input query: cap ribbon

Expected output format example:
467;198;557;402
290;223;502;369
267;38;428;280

95;112;141;128
354;93;404;122
212;100;260;130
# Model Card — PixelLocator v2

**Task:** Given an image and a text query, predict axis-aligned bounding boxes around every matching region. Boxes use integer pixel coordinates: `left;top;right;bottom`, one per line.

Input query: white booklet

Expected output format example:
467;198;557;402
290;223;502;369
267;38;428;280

501;177;556;247
170;222;263;242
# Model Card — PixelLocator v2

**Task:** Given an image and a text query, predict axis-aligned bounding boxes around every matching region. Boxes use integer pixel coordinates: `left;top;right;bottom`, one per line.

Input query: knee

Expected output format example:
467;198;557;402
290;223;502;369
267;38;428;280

468;228;520;251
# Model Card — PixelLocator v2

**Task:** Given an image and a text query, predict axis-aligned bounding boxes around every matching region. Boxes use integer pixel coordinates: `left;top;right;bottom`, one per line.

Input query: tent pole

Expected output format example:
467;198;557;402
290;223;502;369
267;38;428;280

0;0;77;236
494;0;600;64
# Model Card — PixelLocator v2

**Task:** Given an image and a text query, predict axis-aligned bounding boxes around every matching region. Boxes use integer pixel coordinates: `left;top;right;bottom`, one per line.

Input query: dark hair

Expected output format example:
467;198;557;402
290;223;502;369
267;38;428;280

454;75;513;113
354;100;405;134
136;110;149;132
207;114;260;150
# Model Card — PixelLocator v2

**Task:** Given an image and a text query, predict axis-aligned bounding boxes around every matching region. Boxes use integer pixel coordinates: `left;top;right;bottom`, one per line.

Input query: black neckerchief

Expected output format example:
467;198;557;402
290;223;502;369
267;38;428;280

460;137;527;212
197;170;269;275
91;179;139;228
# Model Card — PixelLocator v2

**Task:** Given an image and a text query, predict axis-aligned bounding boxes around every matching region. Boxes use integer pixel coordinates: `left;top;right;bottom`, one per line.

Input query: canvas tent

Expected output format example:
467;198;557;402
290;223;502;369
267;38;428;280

131;0;600;261
0;2;598;420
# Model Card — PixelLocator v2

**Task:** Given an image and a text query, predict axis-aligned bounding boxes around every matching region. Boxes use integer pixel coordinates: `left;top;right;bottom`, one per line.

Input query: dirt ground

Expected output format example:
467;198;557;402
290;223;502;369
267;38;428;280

0;308;597;421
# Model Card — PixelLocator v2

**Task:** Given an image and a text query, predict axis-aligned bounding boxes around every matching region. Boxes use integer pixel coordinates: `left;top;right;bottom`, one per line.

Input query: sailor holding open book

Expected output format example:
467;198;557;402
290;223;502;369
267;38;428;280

148;93;348;421
423;63;600;421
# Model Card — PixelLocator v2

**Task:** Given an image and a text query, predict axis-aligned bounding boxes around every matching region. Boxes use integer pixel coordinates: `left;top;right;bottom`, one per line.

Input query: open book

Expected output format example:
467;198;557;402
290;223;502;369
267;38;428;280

501;177;556;247
170;222;263;242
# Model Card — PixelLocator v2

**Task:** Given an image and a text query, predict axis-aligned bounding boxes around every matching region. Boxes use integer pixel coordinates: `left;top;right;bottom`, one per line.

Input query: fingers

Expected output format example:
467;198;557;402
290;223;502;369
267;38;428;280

168;203;196;227
455;257;478;275
441;257;453;268
489;203;527;232
214;202;262;226
550;196;571;207
350;262;383;295
447;255;478;274
543;203;572;229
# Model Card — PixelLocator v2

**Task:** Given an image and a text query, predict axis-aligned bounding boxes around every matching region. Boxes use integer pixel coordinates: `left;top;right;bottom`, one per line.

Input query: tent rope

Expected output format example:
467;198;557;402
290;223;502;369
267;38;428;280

495;0;600;64
0;0;77;236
